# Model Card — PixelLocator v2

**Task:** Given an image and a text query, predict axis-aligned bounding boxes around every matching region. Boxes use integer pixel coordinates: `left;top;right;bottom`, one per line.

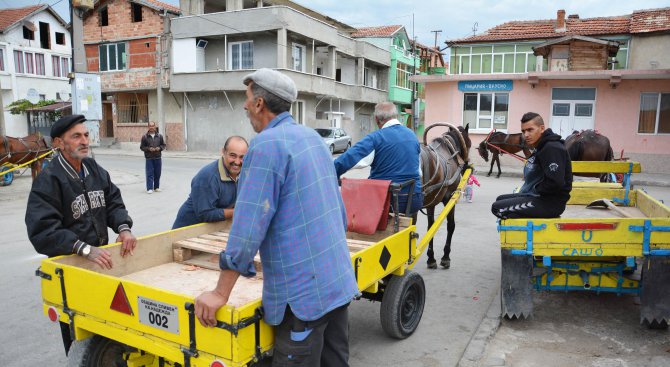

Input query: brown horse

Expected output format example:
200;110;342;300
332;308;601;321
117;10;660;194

0;133;52;180
477;131;531;178
420;123;470;269
565;130;614;181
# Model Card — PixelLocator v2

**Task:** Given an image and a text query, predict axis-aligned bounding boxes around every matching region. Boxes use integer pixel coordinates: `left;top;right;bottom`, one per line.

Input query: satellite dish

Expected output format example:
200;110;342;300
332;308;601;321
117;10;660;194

26;88;39;104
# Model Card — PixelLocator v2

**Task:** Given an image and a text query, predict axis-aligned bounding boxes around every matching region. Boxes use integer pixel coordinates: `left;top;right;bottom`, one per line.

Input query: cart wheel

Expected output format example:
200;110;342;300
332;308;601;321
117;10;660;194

1;165;13;186
380;270;425;339
67;336;132;367
640;257;670;329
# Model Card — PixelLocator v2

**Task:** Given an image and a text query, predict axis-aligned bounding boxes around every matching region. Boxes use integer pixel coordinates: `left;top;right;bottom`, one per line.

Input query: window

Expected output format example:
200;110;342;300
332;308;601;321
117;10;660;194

34;53;45;75
291;100;305;125
99;43;126;71
553;103;570;116
228;41;253;70
450;44;541;74
39;22;50;49
364;67;377;88
0;48;4;71
395;62;412;89
14;51;24;73
131;3;143;22
61;57;70;77
39;94;46;101
23;26;34;40
52;55;61;76
25;52;34;74
56;32;65;45
99;7;109;27
639;93;670;134
291;43;306;72
463;92;510;129
575;103;593;117
117;93;149;123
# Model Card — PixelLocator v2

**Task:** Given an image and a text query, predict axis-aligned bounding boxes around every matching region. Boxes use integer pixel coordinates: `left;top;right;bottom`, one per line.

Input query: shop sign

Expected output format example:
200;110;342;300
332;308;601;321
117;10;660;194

458;80;513;92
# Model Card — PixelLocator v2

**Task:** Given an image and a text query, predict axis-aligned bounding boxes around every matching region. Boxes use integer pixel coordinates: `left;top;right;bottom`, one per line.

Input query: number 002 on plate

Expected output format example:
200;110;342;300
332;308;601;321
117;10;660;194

137;296;179;334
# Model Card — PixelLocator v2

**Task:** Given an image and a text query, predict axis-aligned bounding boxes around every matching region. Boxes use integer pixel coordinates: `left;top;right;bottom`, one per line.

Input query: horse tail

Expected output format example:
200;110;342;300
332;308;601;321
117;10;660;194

567;139;583;161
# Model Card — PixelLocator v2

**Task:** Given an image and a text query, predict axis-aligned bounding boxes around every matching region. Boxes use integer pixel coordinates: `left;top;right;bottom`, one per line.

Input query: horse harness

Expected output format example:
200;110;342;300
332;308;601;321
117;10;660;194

1;134;51;166
421;133;464;206
484;130;528;162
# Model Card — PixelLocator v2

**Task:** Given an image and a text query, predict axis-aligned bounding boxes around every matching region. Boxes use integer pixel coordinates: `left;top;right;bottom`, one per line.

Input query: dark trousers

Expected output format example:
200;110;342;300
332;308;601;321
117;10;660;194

145;158;162;191
393;192;424;216
491;193;565;219
272;304;350;367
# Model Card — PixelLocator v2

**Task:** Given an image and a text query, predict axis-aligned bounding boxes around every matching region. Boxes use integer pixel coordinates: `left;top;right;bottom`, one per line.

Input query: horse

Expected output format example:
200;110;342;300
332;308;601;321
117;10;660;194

564;129;614;182
0;133;52;181
420;122;471;269
477;131;531;178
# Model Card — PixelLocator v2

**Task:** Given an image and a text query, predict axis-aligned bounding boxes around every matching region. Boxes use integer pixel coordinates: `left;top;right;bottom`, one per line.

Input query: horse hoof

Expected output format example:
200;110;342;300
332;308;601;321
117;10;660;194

440;258;451;269
496;175;501;179
427;260;437;269
487;173;492;177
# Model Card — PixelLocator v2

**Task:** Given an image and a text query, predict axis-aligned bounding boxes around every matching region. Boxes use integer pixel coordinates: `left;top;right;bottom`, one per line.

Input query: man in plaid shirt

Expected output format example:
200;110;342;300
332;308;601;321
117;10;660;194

195;69;359;366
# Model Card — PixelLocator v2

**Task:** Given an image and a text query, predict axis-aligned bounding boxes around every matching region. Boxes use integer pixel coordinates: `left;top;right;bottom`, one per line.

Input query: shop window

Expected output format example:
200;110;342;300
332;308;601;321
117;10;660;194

463;92;509;130
639;93;670;134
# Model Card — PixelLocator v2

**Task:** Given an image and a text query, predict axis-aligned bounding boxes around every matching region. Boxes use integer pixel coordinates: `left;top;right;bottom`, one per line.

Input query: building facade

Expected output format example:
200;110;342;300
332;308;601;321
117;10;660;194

414;8;670;172
172;0;390;151
0;5;71;136
82;0;183;149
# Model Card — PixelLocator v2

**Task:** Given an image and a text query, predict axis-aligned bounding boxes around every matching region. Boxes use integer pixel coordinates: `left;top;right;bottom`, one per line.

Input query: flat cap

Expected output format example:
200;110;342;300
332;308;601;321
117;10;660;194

243;68;297;103
51;114;86;139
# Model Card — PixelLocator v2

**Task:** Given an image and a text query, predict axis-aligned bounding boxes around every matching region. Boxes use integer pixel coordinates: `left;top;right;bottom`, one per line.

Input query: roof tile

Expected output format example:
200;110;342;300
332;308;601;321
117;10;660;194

630;7;670;33
351;25;403;38
0;5;44;33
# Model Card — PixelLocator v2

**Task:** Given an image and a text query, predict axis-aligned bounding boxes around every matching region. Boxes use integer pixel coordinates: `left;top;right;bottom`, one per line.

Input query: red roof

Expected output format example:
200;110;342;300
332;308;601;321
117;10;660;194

139;0;181;14
0;5;44;33
630;7;670;33
449;7;670;44
351;25;403;38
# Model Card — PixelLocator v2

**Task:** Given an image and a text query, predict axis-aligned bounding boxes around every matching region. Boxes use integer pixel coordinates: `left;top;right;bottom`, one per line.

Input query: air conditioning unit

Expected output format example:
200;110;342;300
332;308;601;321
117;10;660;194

196;39;208;49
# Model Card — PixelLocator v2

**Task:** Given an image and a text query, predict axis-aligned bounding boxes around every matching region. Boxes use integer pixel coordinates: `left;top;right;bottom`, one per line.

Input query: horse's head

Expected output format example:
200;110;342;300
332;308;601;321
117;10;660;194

477;140;489;162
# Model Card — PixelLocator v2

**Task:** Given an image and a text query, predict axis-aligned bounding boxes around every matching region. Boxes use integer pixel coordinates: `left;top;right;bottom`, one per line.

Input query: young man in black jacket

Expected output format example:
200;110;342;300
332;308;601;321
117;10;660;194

140;122;166;194
26;115;137;270
491;112;572;219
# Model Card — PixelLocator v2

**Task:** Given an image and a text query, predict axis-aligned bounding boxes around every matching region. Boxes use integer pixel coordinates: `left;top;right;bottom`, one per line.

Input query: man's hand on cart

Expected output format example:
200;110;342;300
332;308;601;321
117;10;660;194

195;290;228;327
117;231;137;257
195;269;240;327
88;246;113;270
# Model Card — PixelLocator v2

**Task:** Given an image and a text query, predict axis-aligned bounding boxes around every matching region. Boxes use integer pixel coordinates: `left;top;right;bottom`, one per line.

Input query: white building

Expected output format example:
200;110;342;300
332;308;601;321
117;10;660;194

0;5;72;136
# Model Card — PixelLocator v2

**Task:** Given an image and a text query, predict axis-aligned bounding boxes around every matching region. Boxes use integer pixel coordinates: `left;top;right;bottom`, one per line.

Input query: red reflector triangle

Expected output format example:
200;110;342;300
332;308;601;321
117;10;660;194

110;283;134;316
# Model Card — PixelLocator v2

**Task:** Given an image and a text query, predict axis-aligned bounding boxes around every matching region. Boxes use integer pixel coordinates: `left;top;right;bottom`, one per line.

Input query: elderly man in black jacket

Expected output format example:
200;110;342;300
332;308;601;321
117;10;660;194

140;121;166;194
26;115;137;270
491;112;572;219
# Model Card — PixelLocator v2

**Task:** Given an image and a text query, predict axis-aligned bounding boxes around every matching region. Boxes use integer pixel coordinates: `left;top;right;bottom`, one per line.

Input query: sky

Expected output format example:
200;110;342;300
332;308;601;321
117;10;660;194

7;0;670;51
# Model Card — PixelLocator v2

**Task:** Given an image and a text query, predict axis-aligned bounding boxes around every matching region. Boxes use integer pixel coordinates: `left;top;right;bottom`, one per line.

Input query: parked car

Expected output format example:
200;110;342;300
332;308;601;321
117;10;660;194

315;127;352;154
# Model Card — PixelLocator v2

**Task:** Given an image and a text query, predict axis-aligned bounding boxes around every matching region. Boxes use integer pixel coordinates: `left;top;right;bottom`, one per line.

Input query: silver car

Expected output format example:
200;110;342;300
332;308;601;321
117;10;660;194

315;127;352;154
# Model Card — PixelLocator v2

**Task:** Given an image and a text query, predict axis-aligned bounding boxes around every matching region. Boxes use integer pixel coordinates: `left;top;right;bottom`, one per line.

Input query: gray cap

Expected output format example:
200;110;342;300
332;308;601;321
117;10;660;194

243;68;298;104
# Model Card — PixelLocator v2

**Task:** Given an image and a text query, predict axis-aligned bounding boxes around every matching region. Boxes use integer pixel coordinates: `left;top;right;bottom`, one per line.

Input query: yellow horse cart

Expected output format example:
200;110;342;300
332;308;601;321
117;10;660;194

36;169;472;366
499;162;670;328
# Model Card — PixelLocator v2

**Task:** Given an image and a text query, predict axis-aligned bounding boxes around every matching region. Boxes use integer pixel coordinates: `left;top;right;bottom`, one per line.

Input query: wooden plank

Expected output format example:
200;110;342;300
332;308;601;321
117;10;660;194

173;248;192;262
175;240;224;255
571;161;641;174
636;189;670;218
186;237;227;247
199;234;229;243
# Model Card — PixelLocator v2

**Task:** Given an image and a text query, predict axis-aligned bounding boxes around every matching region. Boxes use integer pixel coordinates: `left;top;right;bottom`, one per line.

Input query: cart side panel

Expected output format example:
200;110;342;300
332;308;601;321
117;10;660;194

352;226;416;292
229;300;274;367
568;188;635;206
637;189;670;218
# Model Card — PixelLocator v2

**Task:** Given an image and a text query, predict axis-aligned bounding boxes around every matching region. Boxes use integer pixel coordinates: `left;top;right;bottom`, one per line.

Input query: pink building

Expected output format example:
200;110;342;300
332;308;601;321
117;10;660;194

414;8;670;173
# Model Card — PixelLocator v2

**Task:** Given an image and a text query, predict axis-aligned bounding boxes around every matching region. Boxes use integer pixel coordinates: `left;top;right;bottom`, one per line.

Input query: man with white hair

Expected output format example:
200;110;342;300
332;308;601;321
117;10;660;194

334;101;423;216
194;69;358;366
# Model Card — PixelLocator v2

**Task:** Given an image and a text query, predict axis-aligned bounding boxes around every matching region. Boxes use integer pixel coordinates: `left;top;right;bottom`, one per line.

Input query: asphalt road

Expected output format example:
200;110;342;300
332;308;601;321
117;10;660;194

2;155;668;366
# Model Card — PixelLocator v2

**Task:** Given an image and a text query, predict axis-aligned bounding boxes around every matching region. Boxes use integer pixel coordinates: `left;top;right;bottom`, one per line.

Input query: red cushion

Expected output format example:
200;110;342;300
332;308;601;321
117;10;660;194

341;178;391;235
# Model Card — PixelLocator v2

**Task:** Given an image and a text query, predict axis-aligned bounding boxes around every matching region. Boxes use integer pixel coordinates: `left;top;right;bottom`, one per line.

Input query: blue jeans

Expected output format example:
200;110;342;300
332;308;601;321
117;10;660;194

145;158;162;191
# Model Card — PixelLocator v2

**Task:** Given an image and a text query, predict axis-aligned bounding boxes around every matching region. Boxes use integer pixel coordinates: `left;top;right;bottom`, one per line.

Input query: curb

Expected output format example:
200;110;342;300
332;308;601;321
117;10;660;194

457;289;502;367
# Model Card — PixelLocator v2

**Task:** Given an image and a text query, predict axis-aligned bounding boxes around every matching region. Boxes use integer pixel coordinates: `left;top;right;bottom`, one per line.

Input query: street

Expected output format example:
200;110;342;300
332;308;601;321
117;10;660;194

1;154;668;366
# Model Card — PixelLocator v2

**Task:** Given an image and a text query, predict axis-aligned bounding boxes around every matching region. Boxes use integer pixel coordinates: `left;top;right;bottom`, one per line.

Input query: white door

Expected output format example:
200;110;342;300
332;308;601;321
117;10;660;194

550;88;596;138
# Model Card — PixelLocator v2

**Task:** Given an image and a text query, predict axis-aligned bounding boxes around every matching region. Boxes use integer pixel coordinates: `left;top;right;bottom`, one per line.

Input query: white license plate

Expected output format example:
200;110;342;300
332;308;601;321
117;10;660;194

137;296;179;334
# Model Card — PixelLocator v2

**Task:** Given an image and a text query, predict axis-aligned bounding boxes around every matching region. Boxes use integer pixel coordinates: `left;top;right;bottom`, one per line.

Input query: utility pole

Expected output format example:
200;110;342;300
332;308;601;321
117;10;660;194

431;30;442;50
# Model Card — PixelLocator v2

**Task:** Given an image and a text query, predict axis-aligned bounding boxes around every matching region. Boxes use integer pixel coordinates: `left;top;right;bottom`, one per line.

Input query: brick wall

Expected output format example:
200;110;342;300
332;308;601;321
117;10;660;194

114;123;185;151
83;0;164;43
101;69;157;90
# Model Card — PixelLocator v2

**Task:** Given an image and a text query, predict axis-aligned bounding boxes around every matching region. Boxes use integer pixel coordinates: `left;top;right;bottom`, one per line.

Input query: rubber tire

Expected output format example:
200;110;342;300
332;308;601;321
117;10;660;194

67;336;132;367
380;270;426;339
329;144;335;154
344;142;351;152
1;166;13;186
